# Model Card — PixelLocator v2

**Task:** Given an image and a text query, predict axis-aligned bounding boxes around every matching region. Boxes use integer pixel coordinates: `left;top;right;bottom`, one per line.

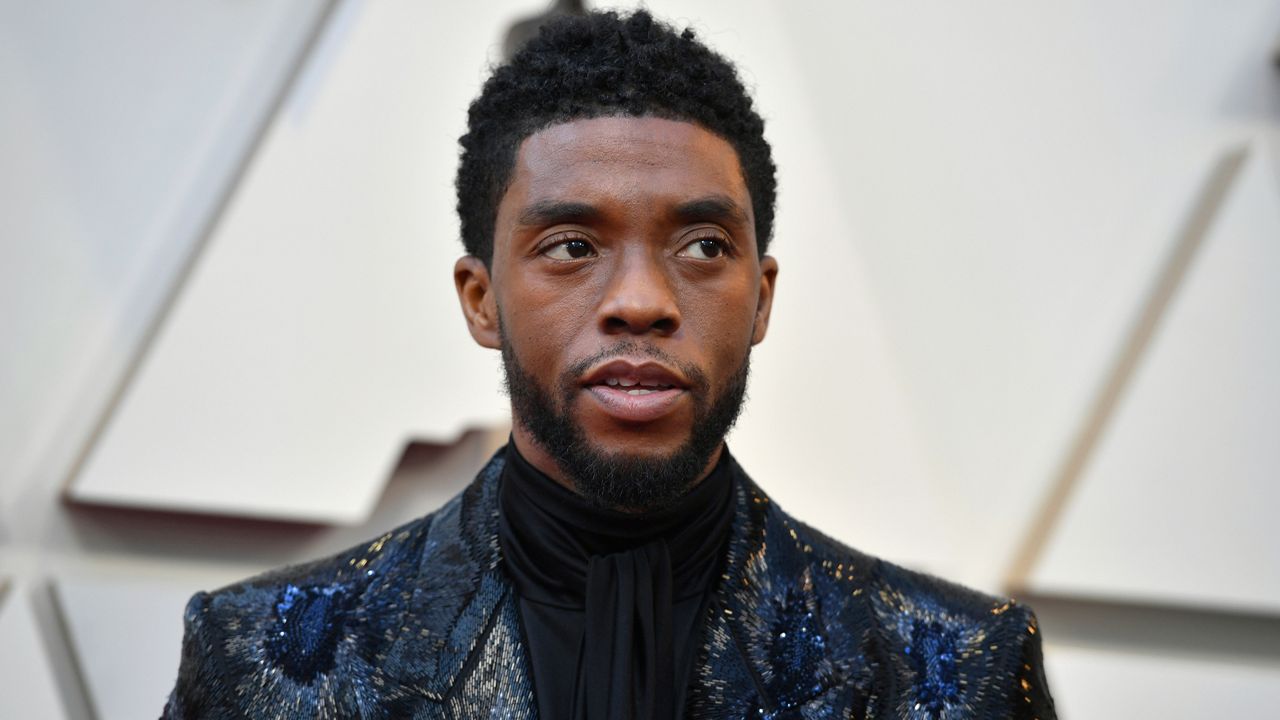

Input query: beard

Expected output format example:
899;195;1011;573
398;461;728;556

500;330;750;512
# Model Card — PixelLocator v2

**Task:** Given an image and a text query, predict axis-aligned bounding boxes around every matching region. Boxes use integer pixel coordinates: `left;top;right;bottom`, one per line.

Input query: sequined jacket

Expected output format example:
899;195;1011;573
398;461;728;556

163;450;1056;719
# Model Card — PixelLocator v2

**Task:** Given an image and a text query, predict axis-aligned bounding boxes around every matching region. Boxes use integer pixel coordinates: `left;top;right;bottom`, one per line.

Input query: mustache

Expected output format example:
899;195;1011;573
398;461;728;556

563;341;710;394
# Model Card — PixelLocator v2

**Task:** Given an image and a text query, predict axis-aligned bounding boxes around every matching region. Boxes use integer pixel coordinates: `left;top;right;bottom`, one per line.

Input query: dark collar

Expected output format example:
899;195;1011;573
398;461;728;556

498;439;735;606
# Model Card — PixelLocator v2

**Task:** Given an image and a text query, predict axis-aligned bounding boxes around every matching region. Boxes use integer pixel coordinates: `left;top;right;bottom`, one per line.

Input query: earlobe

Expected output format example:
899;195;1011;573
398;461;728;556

454;255;501;349
751;255;779;345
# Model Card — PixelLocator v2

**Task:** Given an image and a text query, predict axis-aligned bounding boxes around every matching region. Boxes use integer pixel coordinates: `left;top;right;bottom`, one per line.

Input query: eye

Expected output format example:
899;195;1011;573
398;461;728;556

542;237;596;260
677;235;730;260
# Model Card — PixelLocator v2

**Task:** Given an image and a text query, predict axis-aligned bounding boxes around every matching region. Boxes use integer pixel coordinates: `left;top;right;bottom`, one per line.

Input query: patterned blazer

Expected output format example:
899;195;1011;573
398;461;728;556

164;449;1056;719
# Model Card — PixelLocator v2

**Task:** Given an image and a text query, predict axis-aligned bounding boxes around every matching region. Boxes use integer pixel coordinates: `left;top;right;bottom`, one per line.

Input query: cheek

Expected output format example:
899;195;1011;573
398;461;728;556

502;277;600;370
678;278;759;367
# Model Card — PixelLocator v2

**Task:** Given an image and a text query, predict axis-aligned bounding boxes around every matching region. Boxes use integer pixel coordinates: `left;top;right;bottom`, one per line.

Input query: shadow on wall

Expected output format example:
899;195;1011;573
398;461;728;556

1026;591;1280;667
62;428;504;572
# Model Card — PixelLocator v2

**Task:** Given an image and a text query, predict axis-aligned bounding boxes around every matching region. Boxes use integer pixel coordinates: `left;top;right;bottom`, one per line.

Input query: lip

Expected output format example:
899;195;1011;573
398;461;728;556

580;358;689;424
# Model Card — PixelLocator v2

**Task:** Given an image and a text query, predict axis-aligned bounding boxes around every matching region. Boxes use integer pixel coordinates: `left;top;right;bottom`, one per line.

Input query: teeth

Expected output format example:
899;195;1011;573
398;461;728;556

626;388;654;395
601;378;674;391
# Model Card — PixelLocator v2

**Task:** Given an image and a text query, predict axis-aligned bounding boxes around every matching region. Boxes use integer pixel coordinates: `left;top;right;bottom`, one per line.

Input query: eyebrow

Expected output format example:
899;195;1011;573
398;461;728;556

672;195;750;228
516;200;600;228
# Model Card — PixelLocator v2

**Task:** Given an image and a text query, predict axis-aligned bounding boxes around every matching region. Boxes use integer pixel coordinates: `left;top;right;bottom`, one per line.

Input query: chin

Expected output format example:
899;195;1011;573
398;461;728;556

584;425;692;458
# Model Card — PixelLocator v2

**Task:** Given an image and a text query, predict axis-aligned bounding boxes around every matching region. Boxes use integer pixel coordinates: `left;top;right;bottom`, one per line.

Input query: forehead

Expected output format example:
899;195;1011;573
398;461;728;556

503;116;751;216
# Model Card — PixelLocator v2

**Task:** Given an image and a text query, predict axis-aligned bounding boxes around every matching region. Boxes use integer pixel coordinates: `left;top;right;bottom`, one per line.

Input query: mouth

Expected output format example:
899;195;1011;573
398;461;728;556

598;376;679;395
580;359;689;423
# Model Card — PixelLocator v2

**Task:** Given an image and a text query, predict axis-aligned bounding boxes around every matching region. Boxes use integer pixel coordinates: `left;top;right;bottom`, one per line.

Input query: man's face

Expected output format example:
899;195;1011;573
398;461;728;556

455;116;777;509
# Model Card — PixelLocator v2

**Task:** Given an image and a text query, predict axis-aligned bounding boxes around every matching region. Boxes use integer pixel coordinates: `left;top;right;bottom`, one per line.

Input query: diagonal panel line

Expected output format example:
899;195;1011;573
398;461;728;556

1006;145;1251;592
34;582;96;720
60;0;342;497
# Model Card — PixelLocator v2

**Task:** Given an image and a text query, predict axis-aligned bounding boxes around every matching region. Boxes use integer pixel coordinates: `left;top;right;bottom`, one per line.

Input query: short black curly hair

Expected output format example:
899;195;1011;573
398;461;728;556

456;9;776;265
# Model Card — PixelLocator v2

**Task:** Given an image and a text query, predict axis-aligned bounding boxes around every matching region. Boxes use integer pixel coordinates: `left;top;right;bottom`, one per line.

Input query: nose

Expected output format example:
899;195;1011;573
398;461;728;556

597;249;681;336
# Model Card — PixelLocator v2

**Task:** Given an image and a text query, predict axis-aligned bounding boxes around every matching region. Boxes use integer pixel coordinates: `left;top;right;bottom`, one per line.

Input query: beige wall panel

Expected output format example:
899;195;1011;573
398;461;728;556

1045;643;1280;719
0;0;329;502
54;578;198;720
68;1;533;523
1029;143;1280;613
0;583;69;720
773;0;1280;588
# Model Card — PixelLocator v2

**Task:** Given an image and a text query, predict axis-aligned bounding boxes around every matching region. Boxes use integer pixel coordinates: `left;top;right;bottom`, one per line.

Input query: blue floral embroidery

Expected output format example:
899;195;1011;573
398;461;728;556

904;616;962;714
267;582;354;682
767;585;830;709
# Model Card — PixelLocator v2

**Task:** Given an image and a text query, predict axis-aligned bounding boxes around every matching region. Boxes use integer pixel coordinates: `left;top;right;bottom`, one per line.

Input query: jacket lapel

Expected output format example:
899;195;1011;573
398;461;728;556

689;468;881;718
381;454;516;703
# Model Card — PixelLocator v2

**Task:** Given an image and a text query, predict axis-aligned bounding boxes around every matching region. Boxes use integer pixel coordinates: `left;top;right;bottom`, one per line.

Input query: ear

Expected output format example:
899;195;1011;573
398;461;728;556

751;255;778;345
454;255;501;349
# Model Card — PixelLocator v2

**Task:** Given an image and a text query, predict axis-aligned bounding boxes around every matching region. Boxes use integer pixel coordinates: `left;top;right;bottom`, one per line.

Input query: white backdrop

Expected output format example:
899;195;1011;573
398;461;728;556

2;1;1278;717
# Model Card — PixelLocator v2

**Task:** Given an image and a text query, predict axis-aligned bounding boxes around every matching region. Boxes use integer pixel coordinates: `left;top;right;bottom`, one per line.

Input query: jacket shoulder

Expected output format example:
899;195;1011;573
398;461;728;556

787;519;1056;718
162;506;443;719
785;516;1032;634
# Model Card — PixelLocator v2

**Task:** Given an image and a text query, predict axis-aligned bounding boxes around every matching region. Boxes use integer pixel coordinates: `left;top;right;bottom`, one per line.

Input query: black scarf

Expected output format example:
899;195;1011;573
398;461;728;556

498;441;734;719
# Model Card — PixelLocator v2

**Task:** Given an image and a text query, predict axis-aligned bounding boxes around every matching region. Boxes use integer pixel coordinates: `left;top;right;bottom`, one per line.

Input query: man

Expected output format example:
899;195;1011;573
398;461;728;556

165;10;1056;719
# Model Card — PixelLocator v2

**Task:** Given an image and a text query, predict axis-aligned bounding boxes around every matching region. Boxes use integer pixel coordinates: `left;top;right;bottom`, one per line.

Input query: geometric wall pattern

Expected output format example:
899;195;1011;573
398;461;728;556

66;0;519;523
780;0;1280;592
3;0;1278;717
1028;141;1280;614
0;0;332;502
0;583;66;719
54;578;196;720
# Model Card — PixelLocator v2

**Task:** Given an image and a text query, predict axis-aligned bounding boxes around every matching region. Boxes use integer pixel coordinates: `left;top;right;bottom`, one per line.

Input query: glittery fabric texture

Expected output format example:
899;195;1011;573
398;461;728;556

163;450;1056;719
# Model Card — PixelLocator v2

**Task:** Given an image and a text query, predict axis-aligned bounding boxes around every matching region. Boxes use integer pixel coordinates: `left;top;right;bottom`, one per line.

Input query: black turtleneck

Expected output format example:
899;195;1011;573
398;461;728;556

498;440;735;720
